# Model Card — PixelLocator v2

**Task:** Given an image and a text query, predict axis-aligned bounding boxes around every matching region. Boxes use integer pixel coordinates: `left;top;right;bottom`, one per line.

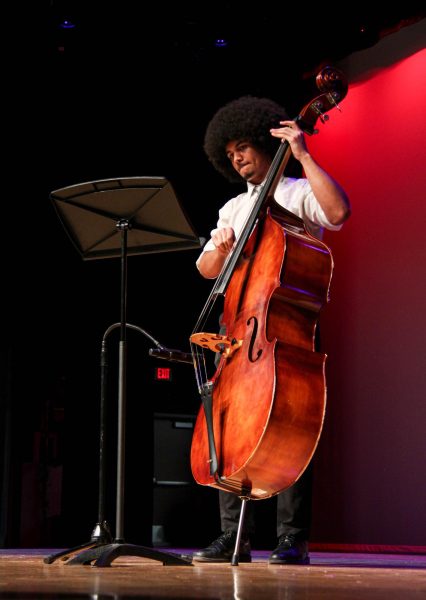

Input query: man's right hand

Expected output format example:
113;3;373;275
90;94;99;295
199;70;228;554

211;227;236;255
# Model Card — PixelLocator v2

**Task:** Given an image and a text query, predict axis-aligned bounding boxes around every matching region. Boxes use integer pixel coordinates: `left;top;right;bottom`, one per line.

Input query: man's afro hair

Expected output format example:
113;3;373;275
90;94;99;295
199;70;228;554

203;96;289;183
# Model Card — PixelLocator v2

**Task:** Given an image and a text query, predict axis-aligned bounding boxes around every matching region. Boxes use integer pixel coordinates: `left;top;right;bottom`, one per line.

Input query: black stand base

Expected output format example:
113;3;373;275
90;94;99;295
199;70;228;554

53;543;192;567
43;520;113;564
43;542;102;565
43;519;192;566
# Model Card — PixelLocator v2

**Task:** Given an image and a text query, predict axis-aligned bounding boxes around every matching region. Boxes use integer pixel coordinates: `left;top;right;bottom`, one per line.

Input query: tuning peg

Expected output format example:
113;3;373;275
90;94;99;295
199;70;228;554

328;91;343;112
311;99;331;124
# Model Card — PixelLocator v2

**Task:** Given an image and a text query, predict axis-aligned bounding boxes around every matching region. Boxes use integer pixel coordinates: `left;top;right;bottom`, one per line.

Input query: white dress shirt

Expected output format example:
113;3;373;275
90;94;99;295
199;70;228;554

196;175;341;272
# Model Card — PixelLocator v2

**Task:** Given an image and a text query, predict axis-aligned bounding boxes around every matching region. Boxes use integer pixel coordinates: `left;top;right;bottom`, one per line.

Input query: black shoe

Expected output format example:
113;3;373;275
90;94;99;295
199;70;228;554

269;534;310;565
193;530;252;563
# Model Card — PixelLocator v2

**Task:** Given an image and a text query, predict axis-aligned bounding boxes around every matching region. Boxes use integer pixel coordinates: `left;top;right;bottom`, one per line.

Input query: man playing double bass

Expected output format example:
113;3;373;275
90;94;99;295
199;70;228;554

194;95;350;564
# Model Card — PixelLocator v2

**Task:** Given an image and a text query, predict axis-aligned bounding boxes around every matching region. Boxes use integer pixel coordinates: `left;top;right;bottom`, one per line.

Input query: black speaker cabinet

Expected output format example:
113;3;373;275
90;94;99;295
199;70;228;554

153;413;218;547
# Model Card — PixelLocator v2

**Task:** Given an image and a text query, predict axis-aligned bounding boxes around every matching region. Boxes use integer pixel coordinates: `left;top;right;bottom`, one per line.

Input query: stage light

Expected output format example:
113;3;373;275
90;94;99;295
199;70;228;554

59;19;76;29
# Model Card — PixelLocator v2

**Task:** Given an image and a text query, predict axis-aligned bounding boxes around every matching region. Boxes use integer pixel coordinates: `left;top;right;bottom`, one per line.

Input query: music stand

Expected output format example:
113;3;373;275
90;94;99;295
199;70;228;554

45;176;201;566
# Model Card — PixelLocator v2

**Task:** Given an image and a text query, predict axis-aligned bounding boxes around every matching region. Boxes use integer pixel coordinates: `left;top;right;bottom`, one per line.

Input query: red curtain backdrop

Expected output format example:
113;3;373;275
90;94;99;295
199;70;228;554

308;47;426;546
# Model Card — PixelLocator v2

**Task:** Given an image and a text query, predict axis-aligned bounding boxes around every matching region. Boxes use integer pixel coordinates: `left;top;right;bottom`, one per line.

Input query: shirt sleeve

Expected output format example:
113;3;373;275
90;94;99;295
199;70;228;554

195;198;236;272
275;178;342;238
302;182;343;232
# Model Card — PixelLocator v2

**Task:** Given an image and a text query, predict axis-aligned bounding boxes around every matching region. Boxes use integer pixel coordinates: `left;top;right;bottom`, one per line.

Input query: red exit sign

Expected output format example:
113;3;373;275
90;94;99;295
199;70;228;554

155;367;172;381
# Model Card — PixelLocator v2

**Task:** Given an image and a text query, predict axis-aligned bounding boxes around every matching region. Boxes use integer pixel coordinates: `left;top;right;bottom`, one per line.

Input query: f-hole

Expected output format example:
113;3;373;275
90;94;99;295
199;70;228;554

247;316;262;363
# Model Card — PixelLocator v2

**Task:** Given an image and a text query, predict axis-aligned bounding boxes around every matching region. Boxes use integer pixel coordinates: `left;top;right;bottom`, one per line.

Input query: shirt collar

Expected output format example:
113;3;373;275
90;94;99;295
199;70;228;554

247;181;264;195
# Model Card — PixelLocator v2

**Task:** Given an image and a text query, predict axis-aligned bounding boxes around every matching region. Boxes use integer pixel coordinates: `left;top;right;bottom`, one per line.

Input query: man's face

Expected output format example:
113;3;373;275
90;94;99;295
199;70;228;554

225;140;270;184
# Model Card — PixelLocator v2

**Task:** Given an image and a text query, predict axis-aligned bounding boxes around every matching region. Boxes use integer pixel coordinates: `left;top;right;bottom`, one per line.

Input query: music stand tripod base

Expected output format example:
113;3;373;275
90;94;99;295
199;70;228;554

64;543;192;566
43;520;113;564
43;542;102;565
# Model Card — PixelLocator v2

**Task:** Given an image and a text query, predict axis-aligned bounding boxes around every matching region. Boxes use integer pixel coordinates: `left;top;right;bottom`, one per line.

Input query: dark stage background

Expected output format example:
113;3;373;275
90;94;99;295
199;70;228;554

1;3;425;550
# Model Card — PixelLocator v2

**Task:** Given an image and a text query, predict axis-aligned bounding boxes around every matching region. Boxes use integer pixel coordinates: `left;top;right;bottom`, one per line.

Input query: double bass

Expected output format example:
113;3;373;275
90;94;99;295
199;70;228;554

190;67;347;506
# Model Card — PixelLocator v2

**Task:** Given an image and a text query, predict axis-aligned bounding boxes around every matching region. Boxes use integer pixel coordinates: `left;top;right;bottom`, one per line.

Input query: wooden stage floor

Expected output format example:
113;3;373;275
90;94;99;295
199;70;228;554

0;548;425;599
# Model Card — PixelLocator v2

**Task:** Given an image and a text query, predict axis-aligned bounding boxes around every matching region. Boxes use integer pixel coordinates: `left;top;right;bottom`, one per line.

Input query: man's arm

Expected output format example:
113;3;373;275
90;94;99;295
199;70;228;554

298;153;350;225
197;227;236;279
271;121;351;225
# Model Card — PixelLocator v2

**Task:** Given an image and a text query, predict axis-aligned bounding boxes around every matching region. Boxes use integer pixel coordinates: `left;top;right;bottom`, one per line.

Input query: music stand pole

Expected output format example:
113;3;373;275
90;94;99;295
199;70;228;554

115;219;129;542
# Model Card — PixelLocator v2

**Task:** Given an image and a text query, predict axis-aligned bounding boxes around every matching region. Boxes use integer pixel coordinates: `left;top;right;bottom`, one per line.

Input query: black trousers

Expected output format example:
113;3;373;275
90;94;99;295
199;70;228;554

219;462;313;540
